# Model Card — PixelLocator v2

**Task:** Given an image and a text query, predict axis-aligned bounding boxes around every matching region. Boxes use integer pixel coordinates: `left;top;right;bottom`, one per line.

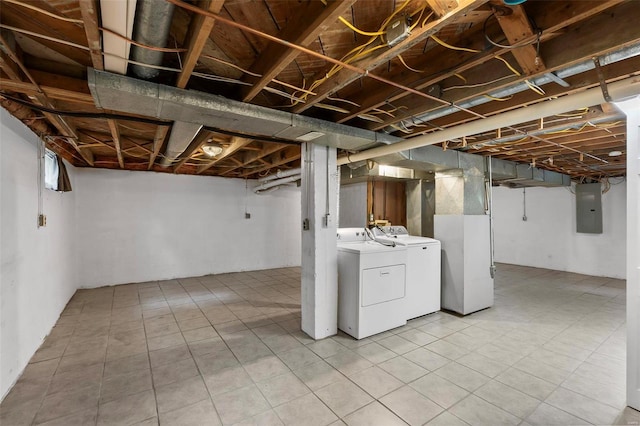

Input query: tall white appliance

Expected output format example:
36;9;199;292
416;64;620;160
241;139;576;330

373;226;441;319
434;215;494;315
337;228;408;339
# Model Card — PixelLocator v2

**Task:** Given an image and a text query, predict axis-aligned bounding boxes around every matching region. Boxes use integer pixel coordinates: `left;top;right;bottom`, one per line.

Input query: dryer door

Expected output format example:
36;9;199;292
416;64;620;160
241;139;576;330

361;265;406;307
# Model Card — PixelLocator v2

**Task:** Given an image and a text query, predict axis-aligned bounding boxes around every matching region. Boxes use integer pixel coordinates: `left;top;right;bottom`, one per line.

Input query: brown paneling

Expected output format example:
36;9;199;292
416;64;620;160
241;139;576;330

368;181;406;227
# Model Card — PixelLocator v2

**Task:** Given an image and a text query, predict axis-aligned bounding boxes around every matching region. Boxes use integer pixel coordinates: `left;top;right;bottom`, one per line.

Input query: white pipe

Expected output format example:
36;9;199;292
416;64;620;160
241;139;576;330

255;183;297;195
254;174;301;193
101;0;137;75
257;168;302;183
337;75;640;166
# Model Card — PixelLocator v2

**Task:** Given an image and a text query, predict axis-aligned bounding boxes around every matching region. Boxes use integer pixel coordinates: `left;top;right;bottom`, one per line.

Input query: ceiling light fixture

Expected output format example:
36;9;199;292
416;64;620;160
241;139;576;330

608;150;623;157
202;142;223;157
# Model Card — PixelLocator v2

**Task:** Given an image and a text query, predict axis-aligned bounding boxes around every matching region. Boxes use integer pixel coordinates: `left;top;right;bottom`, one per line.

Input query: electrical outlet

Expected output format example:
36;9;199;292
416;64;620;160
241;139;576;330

245;212;251;219
302;218;310;230
38;214;47;227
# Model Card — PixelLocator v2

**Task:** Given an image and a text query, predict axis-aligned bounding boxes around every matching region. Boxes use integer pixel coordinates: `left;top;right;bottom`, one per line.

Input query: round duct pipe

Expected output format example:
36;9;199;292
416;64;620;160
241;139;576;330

130;0;175;79
338;75;640;166
257;168;302;183
254;175;301;194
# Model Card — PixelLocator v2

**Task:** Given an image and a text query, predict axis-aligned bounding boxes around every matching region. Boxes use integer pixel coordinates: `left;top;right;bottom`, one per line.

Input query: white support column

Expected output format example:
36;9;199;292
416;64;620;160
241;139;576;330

617;96;640;410
300;143;338;340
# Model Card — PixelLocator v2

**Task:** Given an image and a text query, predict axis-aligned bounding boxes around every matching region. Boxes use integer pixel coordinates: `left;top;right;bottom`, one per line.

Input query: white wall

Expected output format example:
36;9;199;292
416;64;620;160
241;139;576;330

0;110;77;399
493;183;626;279
74;168;301;288
339;182;367;228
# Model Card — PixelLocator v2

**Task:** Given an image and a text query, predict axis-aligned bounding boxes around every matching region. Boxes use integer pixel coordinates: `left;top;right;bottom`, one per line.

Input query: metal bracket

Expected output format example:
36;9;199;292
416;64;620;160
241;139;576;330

593;57;612;102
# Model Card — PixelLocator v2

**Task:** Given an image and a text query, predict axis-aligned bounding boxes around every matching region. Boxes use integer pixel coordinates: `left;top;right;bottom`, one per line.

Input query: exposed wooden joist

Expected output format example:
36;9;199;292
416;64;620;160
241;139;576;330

79;0;104;71
176;0;226;88
291;0;487;113
219;143;288;176
196;136;252;174
0;76;94;104
148;125;171;170
240;0;357;102
107;119;124;168
240;146;301;178
490;2;545;75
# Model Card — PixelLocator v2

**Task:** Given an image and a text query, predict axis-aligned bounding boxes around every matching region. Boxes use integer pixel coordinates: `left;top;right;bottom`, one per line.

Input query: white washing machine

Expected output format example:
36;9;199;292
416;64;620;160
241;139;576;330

373;226;441;320
337;228;408;339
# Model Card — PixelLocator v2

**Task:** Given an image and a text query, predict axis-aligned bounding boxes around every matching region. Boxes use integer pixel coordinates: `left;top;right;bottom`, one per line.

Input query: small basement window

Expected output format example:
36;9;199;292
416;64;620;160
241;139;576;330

44;149;59;191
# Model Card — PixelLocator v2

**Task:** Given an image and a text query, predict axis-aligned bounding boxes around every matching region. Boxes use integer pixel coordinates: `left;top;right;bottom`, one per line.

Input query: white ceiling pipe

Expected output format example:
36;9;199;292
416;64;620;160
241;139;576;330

257;168;302;183
254;175;301;193
101;0;137;74
159;122;203;167
337;75;640;166
255;183;298;195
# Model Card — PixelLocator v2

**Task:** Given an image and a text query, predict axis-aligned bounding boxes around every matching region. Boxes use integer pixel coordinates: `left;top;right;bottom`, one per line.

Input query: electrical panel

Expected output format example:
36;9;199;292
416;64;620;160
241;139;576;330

576;183;603;234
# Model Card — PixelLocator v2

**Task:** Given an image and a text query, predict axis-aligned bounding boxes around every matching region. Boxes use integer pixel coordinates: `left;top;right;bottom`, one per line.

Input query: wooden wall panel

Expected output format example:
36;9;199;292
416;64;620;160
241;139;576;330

367;180;406;227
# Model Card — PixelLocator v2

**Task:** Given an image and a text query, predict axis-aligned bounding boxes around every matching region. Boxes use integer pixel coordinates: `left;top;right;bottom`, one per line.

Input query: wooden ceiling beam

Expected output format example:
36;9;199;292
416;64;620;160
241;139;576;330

240;146;301;178
148;126;171;170
290;0;487;114
176;0;226;89
107;119;125;168
0;76;94;104
196;136;252;174
219;143;287;176
79;0;104;71
336;0;625;126
240;0;357;102
490;2;545;75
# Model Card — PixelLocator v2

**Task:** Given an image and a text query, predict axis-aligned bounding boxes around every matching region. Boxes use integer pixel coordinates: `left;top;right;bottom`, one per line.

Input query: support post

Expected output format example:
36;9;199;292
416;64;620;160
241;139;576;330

300;142;338;339
616;96;640;410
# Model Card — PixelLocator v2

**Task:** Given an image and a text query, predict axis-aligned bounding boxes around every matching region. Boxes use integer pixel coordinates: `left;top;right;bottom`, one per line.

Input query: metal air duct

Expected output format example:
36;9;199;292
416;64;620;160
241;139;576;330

160;122;203;167
130;0;175;79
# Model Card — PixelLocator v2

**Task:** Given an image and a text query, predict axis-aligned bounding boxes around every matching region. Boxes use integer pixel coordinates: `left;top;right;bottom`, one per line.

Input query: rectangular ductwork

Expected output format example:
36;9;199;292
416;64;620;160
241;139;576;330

88;69;397;152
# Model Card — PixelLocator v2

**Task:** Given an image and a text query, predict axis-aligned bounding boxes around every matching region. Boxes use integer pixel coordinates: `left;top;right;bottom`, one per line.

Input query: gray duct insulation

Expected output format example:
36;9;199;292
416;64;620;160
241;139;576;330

130;0;175;79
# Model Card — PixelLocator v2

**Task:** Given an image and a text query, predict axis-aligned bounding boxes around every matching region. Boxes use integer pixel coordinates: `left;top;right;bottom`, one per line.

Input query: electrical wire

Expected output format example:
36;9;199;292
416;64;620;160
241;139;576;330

2;0;84;24
338;16;386;37
397;54;423;73
0;24;90;51
430;35;480;53
99;27;187;53
483;12;542;50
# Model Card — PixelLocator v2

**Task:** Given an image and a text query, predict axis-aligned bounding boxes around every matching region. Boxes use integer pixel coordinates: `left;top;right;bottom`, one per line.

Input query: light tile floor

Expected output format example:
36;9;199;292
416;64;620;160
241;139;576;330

2;263;640;425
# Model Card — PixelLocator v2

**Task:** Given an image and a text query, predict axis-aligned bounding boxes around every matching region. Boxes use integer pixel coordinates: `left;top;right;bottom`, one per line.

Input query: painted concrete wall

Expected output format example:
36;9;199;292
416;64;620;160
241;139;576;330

74;168;302;288
0;111;77;399
338;182;367;228
492;183;626;279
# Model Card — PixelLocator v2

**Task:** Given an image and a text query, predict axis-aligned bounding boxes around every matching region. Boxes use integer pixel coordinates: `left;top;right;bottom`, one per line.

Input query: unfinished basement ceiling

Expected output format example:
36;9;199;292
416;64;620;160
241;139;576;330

0;0;638;180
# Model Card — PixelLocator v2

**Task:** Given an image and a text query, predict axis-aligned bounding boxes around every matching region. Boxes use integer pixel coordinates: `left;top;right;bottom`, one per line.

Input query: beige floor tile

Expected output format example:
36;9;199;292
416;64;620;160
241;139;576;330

152;356;199;387
204;365;253;397
410;373;469;409
424;411;469;426
47;363;103;395
325;351;373;376
449;395;520;426
525;403;590;426
149;343;191;368
456;352;508;378
195;350;240;374
425;340;470;361
494;368;556;401
474;344;524;366
376;335;420;355
189;337;229;357
349;366;403;399
100;368;153;403
159;399;221;426
513;357;572;385
315;378;373;417
155;376;209;414
378;356;428;383
434;362;490;392
243;355;290;382
474;380;540;418
256;372;310;406
562;372;626;409
147;331;185;351
34;385;100;424
343;401;406;426
212;384;271;424
379;385;443;426
262;335;303;354
292;360;344;391
353;342;397;364
307;339;348;358
97;389;156;426
545;387;620;425
232;409;283;426
403;348;450;371
36;408;97;426
396;328;439;346
183;326;219;343
274;393;337;426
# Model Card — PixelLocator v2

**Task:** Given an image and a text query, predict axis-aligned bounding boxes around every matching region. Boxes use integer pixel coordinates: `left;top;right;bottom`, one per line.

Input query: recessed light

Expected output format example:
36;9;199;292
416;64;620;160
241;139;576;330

202;143;223;157
608;150;623;157
296;131;324;141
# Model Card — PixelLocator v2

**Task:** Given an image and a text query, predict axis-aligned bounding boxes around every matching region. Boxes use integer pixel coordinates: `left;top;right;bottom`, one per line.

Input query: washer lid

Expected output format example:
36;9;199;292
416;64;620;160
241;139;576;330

375;235;440;246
